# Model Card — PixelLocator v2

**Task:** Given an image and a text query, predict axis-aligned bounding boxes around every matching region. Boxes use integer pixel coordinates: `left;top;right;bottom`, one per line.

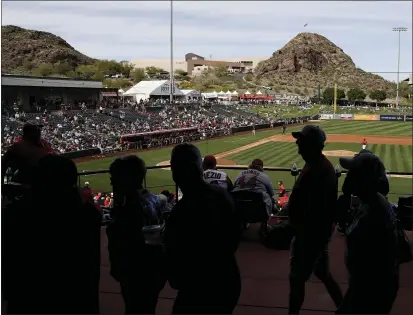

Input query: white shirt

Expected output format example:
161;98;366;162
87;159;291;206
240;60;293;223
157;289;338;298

203;169;229;190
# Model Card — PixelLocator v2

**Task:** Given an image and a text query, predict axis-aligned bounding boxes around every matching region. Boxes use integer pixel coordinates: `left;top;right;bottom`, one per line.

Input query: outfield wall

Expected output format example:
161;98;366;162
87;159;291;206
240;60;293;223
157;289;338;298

320;114;412;122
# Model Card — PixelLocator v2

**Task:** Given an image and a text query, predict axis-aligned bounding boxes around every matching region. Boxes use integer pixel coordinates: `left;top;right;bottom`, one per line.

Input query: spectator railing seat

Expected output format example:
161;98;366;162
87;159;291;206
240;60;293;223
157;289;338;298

231;190;270;235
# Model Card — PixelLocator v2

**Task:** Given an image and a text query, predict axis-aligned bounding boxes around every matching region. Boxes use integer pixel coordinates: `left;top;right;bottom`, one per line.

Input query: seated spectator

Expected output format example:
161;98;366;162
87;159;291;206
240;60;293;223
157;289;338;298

2;124;51;186
278;181;286;196
233;159;276;215
106;155;166;314
164;143;242;314
337;153;399;314
3;155;101;314
202;155;234;191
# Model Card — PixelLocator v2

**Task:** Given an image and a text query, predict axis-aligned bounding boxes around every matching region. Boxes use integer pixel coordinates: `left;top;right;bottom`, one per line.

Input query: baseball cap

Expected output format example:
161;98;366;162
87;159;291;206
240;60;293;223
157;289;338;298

340;152;385;176
203;155;217;167
292;125;326;147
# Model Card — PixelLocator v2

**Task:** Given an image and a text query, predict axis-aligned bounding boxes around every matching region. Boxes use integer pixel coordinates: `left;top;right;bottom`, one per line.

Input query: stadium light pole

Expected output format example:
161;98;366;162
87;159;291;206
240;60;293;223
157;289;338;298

393;27;407;107
169;0;174;104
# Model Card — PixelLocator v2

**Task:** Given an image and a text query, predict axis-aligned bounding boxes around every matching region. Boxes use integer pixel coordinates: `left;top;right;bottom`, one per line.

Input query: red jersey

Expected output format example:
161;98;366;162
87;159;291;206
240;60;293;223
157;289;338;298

362;139;367;145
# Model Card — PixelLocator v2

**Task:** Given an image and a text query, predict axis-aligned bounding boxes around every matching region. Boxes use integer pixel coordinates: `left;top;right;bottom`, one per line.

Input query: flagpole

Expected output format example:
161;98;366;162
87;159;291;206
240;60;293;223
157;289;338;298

169;0;174;104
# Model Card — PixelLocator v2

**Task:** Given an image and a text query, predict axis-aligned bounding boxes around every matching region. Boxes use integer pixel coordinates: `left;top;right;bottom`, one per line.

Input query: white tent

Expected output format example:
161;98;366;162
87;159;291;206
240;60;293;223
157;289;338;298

232;91;239;95
218;90;225;95
225;90;232;95
245;90;251;95
256;90;263;95
202;92;218;99
118;88;125;94
123;80;184;102
181;89;202;100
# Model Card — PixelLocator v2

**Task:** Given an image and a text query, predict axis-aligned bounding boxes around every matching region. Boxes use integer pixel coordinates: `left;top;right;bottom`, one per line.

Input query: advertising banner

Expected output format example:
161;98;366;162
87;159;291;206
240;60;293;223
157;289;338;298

320;114;333;120
379;115;404;122
405;115;413;121
340;114;354;120
353;114;379;121
333;114;341;120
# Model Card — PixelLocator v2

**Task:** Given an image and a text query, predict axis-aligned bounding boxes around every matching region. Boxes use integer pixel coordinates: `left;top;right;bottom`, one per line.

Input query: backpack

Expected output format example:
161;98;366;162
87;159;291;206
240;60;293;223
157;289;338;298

262;222;294;250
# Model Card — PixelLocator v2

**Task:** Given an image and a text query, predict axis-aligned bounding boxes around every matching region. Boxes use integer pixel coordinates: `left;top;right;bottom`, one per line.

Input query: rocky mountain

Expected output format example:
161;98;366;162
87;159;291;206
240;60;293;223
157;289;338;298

1;25;94;75
255;32;392;92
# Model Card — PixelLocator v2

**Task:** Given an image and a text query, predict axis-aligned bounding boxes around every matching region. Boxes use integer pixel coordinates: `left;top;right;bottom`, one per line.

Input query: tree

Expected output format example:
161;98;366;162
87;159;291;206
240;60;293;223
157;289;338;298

244;74;253;81
322;87;345;105
145;66;162;77
130;68;147;83
179;81;194;89
213;64;228;78
53;62;72;75
347;87;367;102
303;87;309;96
369;90;387;104
293;87;302;95
75;64;98;79
32;63;54;77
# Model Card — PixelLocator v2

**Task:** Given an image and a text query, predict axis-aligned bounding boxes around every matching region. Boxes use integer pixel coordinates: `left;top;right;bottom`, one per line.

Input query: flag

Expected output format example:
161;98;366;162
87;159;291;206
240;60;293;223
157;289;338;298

333;83;337;114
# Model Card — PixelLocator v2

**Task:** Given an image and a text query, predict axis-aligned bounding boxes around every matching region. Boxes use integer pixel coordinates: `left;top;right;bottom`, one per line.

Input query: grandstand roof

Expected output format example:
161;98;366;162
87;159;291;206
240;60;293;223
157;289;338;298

124;80;184;96
1;75;103;89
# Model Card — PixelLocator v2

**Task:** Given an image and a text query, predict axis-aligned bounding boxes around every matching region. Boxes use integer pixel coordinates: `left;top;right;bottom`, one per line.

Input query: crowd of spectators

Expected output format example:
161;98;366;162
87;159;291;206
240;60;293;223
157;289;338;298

1;102;274;155
2;123;409;314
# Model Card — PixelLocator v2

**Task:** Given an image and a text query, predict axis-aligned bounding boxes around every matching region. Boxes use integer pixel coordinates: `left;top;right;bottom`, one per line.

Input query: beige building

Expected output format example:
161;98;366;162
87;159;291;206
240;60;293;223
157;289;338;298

130;53;269;76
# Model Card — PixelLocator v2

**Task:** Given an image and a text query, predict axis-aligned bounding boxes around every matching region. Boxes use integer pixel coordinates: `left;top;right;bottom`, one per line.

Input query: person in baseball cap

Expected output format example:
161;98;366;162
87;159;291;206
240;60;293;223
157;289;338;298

336;154;399;314
339;151;389;197
288;125;343;314
292;125;326;155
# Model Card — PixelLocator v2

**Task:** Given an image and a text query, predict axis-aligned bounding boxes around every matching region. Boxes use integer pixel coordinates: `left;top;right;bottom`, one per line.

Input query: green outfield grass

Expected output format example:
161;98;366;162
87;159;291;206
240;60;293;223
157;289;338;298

77;120;412;202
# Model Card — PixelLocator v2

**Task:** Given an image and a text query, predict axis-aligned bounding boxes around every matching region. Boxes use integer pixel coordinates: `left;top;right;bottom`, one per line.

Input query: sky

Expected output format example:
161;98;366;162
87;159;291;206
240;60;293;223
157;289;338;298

1;1;412;81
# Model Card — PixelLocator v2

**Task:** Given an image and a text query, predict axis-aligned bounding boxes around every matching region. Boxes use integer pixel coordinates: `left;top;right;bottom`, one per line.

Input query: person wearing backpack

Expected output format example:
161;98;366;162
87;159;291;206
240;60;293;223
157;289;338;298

337;152;399;314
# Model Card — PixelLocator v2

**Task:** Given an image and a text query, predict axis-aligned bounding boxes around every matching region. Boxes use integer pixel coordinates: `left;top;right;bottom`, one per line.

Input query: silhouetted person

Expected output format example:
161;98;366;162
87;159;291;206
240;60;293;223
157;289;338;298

3;155;101;314
337;149;389;234
164;143;242;314
287;125;343;314
2;124;51;186
106;155;166;314
337;153;399;314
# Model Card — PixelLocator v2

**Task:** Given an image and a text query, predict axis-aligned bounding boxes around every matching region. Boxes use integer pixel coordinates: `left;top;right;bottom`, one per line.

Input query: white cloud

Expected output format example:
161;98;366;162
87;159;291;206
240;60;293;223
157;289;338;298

1;1;412;81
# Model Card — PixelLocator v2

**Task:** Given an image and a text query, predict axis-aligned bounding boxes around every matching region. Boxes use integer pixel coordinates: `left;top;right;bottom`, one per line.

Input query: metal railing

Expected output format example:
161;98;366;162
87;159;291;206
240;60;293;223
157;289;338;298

77;165;412;201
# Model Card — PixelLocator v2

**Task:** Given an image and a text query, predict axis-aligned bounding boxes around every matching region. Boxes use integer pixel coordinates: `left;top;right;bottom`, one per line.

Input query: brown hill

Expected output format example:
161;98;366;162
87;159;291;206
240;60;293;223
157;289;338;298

255;32;392;92
1;25;94;75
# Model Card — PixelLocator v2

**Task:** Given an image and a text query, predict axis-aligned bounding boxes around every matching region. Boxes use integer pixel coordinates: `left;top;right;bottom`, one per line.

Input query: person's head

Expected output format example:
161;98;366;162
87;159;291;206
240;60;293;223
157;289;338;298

170;143;203;192
292;125;326;162
84;181;90;187
34;155;78;194
249;159;264;172
202;155;217;170
340;152;388;198
278;181;283;186
109;155;146;193
22;123;41;144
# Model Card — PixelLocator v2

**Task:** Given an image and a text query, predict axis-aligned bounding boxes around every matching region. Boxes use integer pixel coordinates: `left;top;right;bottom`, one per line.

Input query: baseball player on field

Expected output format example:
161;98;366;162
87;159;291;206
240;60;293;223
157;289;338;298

362;138;367;150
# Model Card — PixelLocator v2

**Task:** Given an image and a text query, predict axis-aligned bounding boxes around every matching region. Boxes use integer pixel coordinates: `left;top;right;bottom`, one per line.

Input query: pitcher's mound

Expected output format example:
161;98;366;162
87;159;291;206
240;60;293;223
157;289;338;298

323;150;357;157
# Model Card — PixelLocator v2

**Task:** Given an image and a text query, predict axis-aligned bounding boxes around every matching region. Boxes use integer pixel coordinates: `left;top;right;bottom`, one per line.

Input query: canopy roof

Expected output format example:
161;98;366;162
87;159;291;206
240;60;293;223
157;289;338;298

181;89;201;96
256;90;263;95
245;90;251;95
123;80;184;96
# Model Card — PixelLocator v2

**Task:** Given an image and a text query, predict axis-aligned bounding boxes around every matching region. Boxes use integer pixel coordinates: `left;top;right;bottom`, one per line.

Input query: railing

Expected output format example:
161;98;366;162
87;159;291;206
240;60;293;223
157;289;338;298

77;165;413;202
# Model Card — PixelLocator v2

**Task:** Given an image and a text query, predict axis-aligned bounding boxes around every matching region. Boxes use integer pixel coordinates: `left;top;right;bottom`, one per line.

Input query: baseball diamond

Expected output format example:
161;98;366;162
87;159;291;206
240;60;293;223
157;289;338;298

76;120;413;202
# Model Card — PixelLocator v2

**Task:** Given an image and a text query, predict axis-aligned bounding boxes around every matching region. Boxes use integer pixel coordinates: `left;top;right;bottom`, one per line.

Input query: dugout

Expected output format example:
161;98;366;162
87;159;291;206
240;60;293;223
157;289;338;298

1;75;104;111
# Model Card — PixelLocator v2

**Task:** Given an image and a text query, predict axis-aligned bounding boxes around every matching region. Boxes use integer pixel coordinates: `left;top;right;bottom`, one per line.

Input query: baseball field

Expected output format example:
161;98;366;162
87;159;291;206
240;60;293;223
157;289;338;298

76;120;412;202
